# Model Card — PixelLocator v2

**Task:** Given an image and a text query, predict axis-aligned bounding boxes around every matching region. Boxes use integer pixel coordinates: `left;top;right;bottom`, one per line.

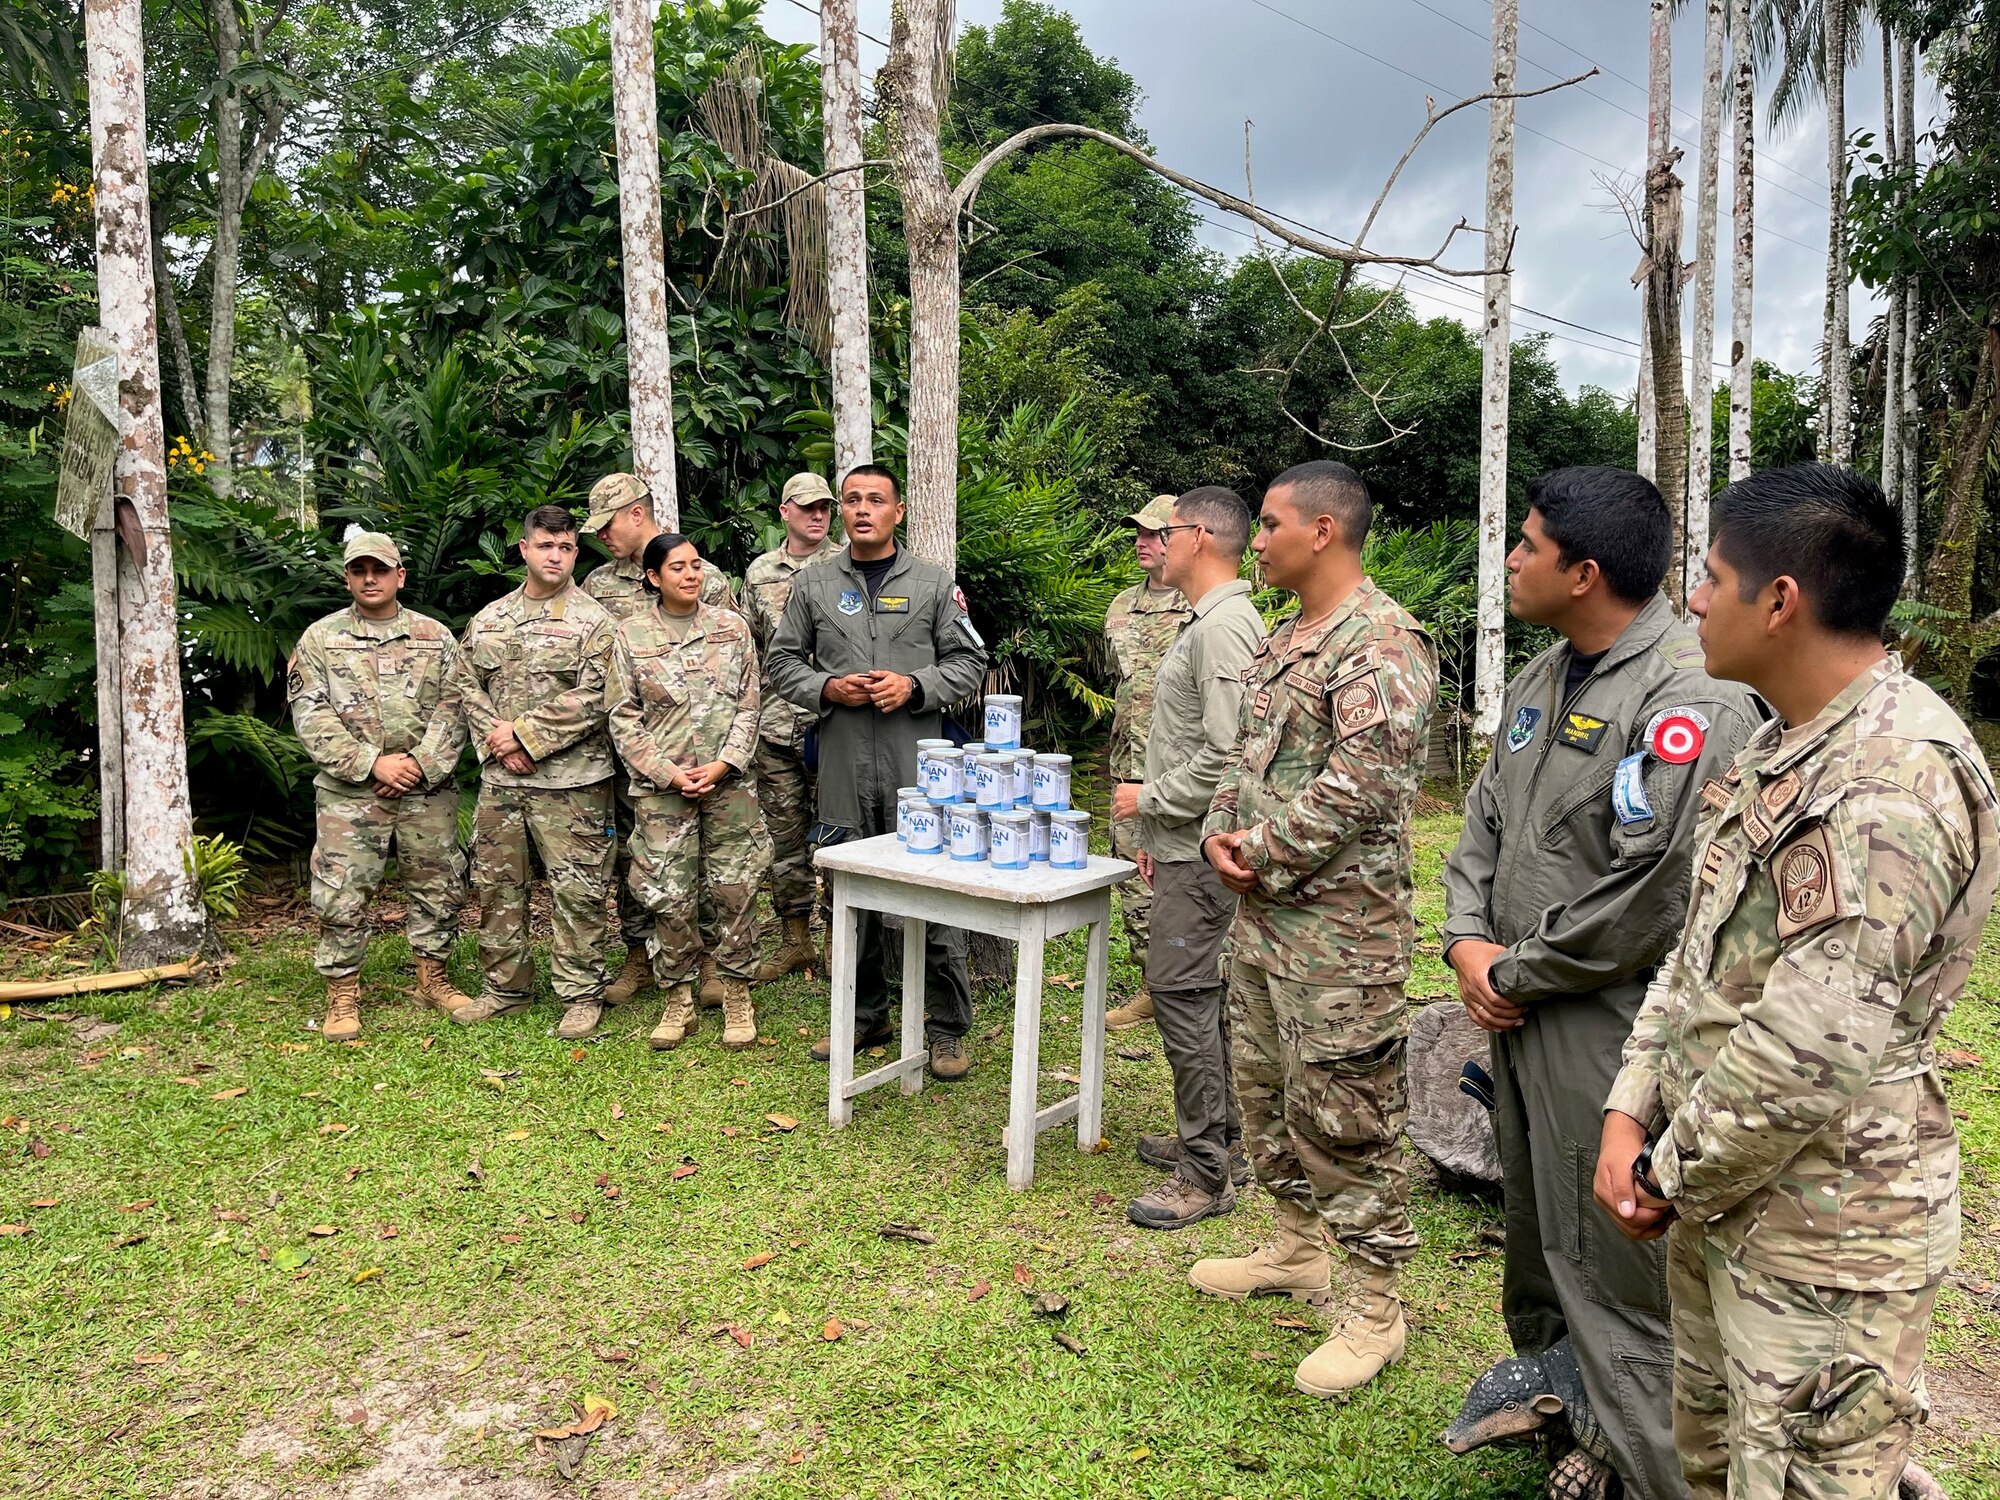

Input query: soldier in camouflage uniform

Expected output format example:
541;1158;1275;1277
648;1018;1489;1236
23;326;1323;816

1598;465;1999;1500
1193;461;1437;1401
1104;494;1193;1032
451;503;619;1039
742;472;841;984
289;531;472;1041
581;472;741;1009
608;531;772;1051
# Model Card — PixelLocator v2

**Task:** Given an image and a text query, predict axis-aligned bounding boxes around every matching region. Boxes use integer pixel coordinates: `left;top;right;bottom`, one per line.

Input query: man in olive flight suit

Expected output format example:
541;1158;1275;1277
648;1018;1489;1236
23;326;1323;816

1442;467;1760;1500
767;463;988;1079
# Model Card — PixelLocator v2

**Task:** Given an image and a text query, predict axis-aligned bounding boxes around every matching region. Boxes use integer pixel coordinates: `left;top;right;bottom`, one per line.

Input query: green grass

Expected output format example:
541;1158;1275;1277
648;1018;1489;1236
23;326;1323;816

0;810;1994;1498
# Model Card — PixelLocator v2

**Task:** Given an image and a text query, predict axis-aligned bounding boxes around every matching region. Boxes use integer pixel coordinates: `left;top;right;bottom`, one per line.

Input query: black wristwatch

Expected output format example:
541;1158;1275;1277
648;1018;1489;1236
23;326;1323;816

1633;1137;1665;1201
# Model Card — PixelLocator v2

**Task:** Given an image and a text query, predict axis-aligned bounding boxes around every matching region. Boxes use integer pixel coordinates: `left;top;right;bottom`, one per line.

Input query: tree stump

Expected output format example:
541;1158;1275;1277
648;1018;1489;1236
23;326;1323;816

1406;999;1503;1193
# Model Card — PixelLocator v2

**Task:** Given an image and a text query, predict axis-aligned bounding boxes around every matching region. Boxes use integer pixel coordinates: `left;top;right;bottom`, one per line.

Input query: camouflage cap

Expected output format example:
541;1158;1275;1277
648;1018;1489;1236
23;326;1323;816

1124;494;1177;531
781;471;835;507
342;530;402;568
583;472;652;532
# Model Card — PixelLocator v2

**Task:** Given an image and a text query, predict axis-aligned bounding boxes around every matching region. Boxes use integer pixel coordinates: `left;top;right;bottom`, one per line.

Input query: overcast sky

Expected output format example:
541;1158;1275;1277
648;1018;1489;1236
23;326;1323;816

758;0;1943;398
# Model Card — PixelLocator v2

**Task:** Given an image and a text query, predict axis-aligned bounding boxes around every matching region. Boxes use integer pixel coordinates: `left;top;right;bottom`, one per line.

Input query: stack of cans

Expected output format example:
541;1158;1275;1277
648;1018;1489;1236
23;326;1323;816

896;699;1090;868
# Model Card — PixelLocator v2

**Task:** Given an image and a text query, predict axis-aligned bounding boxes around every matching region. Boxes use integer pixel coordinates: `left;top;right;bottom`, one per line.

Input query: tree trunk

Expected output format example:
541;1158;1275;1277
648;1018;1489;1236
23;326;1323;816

202;0;242;496
1639;0;1673;492
1647;148;1690;583
881;0;959;566
1638;319;1656;481
1879;24;1903;540
1474;0;1515;744
151;208;204;441
1822;0;1852;464
84;0;206;963
1898;29;1920;577
1916;328;2000;704
1687;0;1725;599
609;0;679;526
821;0;873;482
1728;0;1754;483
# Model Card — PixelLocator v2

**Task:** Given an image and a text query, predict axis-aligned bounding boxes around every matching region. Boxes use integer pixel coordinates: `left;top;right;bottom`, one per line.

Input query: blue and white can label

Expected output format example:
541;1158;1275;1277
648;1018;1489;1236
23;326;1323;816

989;811;1031;869
947;805;988;862
906;803;944;854
1049;810;1090;869
1031;753;1072;811
983;694;1023;751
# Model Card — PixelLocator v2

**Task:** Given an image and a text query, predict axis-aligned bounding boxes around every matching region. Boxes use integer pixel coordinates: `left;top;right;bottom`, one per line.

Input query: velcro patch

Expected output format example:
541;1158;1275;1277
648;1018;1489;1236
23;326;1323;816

1699;778;1733;814
287;668;306;700
1329;670;1389;740
1699;840;1726;886
1743;797;1777;852
1285;668;1320;694
1253;689;1273;719
1772;825;1842;941
1556;712;1611;753
873;595;910;613
1758;770;1803;821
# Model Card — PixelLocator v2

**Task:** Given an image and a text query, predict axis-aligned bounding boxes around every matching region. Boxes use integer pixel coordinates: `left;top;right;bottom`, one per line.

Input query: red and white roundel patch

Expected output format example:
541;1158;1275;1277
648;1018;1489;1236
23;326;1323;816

1646;707;1710;765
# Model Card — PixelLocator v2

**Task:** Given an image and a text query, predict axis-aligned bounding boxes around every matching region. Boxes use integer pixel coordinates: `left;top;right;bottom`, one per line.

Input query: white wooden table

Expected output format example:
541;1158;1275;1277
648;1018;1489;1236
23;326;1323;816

814;834;1136;1189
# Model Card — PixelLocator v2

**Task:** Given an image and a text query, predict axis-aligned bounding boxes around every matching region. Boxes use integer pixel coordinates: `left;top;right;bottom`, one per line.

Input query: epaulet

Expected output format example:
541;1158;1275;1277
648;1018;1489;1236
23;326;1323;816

1657;635;1706;670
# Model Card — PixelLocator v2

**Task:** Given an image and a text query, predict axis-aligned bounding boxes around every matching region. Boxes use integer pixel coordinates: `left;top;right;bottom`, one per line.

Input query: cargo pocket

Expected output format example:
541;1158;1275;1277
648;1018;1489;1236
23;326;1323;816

1778;1354;1923;1455
1300;1033;1408;1148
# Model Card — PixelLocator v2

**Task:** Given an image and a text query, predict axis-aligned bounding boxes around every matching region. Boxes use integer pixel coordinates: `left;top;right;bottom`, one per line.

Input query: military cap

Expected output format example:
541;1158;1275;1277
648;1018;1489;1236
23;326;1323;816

584;472;653;532
1124;494;1177;531
781;472;835;507
342;530;402;568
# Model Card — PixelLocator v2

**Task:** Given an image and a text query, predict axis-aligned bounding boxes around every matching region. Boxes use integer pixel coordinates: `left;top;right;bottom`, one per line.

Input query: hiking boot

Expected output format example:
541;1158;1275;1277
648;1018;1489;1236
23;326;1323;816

697;953;724;1010
810;1023;895;1062
928;1032;970;1080
719;979;758;1050
1294;1257;1406;1397
1105;989;1155;1031
648;984;697;1050
412;955;472;1015
1127;1169;1236;1231
755;915;816;984
604;945;653;1005
322;974;362;1042
1188;1199;1331;1301
557;1001;603;1041
452;991;533;1026
1136;1132;1251;1187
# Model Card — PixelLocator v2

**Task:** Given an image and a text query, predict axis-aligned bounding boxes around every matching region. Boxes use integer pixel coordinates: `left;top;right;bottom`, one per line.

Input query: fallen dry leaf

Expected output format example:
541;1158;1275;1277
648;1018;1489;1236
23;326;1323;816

610;1100;624;1121
209;1086;247;1099
453;1352;486;1376
742;1251;777;1270
719;1324;753;1349
722;1126;740;1139
418;1037;434;1052
498;1233;521;1244
117;1199;154;1213
307;1225;339;1237
319;1122;350;1136
570;1048;586;1063
671;1161;698;1181
765;1113;799;1132
822;1318;844;1342
0;1224;30;1236
132;1351;170;1366
1053;1331;1087;1356
1941;1048;1984;1070
1089;1191;1116;1209
1114;1045;1152;1062
378;1224;399;1239
172;1076;200;1086
343;1166;365;1184
1273;1316;1312;1331
968;1279;992;1303
653;1122;673;1134
112;1232;147;1248
503;1128;530;1141
352;1266;383;1285
28;1197;58;1209
466;1160;485;1181
879;1223;937;1245
1012;1263;1032;1287
597;1348;632;1364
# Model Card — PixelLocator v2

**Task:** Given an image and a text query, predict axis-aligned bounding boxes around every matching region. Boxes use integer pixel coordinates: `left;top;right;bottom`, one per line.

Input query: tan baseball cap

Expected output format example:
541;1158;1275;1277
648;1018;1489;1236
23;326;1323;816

1124;494;1177;531
781;471;835;507
342;531;402;568
583;472;652;532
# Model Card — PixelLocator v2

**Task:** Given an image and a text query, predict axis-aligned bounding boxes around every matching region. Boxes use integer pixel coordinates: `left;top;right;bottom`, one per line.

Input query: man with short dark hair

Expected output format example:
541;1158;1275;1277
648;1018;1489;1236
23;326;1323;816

1193;459;1437;1399
767;463;989;1078
1111;486;1264;1229
451;504;618;1037
1442;465;1758;1500
1597;464;1998;1500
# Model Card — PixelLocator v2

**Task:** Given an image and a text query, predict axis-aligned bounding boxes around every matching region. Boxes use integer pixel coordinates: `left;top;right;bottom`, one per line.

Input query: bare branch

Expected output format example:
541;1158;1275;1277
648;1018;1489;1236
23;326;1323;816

728;158;889;219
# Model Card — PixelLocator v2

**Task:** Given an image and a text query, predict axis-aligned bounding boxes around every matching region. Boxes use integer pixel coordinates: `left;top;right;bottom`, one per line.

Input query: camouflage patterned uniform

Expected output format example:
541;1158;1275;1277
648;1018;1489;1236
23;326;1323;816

1202;579;1437;1265
607;601;771;983
453;581;618;1008
743;536;839;918
290;606;467;977
1608;654;2000;1500
1106;580;1192;970
584;553;740;951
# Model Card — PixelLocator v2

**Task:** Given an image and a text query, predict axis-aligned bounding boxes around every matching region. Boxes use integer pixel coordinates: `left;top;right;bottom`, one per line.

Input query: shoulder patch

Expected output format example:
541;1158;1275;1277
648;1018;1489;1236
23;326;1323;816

1757;769;1803;822
1645;707;1711;764
1506;705;1541;753
1772;824;1843;941
1699;778;1733;814
1658;635;1708;670
1330;669;1389;741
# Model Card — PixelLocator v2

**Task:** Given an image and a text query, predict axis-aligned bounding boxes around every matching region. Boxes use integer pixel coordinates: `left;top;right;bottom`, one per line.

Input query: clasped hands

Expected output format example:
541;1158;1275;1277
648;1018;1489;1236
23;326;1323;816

823;671;914;712
370;751;425;798
484;721;538;777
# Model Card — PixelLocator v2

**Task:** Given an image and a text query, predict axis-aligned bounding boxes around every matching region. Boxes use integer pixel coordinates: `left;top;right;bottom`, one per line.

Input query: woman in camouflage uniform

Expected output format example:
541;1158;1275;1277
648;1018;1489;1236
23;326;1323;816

607;533;771;1052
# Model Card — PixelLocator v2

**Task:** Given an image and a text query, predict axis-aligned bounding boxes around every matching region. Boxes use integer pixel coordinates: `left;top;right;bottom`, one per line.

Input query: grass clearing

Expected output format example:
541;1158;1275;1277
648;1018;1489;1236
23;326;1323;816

1;811;1995;1498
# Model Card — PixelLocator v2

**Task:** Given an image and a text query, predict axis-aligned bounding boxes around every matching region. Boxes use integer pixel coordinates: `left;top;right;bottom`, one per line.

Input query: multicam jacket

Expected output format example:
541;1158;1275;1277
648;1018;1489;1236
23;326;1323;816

1608;654;2000;1291
1105;582;1193;783
742;537;840;750
1202;578;1438;987
288;606;466;794
583;555;739;624
606;602;761;797
453;581;617;789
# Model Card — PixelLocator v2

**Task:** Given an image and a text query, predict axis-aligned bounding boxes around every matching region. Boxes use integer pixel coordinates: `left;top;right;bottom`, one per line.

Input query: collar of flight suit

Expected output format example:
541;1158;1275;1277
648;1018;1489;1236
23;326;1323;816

831;544;913;586
1742;651;1903;779
1548;589;1677;693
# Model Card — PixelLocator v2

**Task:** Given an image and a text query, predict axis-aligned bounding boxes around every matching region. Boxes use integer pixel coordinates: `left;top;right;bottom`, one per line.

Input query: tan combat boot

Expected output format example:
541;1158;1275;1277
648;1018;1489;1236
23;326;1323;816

1104;989;1155;1031
1188;1199;1331;1301
648;984;698;1050
697;953;724;1010
1293;1256;1406;1398
412;955;472;1015
452;991;532;1026
322;975;362;1042
754;916;816;984
719;978;757;1050
604;945;653;1005
557;1000;603;1041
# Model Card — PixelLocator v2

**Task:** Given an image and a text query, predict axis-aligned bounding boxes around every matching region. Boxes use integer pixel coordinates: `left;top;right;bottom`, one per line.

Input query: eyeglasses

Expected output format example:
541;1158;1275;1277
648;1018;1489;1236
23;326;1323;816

1155;523;1209;540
